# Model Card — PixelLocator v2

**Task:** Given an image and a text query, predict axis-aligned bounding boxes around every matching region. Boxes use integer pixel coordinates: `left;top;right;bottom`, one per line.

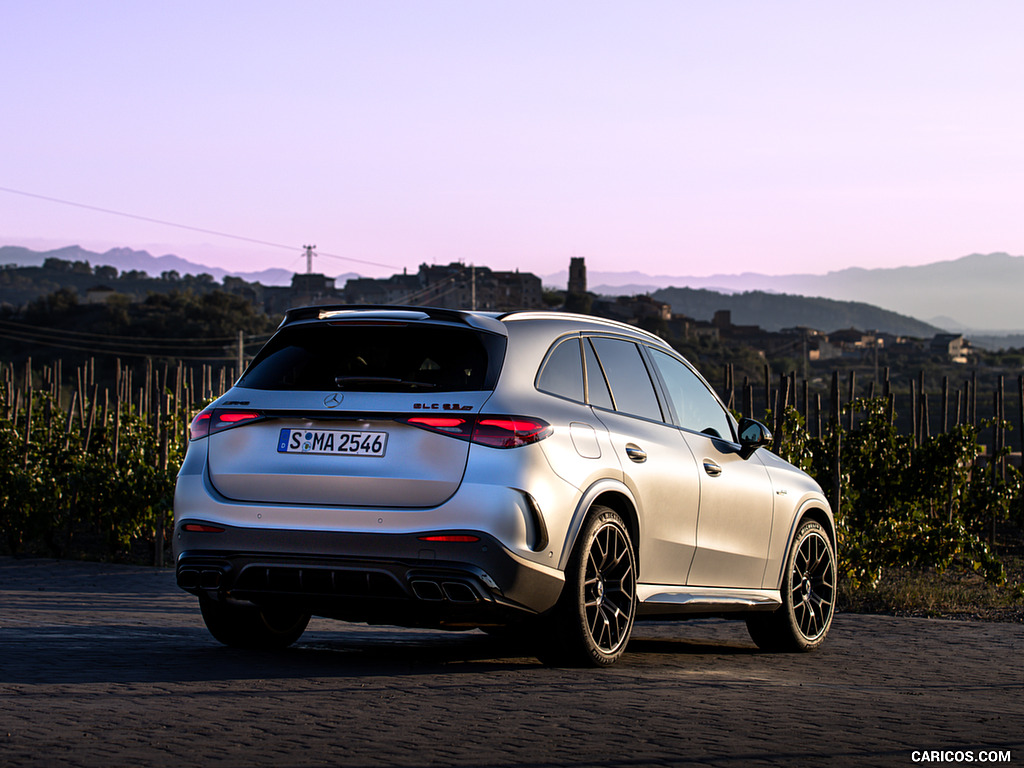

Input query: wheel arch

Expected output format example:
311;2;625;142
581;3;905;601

557;479;640;571
766;499;836;590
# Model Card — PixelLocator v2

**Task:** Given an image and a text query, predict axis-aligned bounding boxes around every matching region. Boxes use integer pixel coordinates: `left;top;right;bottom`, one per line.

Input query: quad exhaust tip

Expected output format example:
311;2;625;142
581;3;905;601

177;567;223;591
410;579;480;603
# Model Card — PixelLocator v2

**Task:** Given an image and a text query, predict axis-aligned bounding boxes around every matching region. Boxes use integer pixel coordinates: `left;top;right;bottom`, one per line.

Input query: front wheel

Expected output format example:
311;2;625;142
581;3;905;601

539;506;637;667
747;519;836;652
199;595;310;650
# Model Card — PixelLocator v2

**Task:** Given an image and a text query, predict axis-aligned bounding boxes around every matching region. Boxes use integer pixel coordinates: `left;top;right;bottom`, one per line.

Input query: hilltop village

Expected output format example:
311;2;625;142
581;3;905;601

1;254;974;372
253;257;971;368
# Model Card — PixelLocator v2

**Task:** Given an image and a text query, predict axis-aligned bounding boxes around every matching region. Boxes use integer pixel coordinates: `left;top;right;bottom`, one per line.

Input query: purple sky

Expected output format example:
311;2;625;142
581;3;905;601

3;1;1022;279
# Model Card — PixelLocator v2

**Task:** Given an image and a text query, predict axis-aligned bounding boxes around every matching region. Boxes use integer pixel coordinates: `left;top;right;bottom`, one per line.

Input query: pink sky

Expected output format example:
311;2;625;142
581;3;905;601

2;1;1022;279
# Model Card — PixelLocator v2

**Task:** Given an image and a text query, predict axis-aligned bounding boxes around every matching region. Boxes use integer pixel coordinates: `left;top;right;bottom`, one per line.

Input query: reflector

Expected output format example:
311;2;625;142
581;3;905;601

417;535;480;543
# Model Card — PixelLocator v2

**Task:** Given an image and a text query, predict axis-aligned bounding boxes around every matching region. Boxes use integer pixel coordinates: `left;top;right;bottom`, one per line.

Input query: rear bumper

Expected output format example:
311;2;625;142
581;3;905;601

175;521;564;628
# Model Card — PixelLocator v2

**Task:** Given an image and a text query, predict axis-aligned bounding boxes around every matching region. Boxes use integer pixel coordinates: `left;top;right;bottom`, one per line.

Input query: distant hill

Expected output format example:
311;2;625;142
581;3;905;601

652;286;943;338
546;252;1024;333
0;245;359;287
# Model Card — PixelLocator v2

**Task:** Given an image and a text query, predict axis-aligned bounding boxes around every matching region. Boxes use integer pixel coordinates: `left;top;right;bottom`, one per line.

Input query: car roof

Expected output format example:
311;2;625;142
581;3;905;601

279;304;671;348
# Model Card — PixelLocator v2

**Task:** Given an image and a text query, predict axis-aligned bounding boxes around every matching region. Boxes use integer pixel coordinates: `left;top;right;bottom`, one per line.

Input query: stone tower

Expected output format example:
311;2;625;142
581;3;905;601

568;257;587;295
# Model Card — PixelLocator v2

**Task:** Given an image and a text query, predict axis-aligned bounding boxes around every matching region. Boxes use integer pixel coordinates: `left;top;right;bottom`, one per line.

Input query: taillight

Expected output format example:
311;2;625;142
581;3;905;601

189;411;213;440
397;415;551;449
471;417;552;448
189;408;264;441
399;416;475;440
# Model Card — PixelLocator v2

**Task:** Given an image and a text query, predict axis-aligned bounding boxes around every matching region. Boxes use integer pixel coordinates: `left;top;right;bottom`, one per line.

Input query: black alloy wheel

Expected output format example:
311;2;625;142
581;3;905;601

747;519;836;652
541;505;637;666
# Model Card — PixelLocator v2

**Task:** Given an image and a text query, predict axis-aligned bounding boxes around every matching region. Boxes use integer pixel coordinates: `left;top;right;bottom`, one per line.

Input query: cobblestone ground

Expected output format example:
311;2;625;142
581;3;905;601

0;557;1021;768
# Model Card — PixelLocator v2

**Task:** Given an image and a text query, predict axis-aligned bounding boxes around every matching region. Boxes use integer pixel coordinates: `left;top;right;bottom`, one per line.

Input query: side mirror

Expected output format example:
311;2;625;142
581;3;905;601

737;417;772;460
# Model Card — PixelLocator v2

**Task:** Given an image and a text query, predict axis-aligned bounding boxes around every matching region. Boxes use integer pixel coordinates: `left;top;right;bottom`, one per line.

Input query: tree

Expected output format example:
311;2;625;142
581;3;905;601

43;258;73;272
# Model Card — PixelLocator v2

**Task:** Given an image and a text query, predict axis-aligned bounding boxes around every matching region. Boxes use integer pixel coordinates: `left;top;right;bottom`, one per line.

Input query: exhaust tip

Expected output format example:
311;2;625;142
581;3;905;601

199;569;223;590
177;568;200;590
441;582;478;603
410;580;445;601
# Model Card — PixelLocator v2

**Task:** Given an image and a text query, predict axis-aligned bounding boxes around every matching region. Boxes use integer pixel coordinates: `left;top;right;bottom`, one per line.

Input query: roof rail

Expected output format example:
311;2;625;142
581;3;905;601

280;304;507;335
497;310;668;345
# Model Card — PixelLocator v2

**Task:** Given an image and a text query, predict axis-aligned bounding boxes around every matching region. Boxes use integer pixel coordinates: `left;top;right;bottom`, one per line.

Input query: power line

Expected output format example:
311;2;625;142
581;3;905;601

0;318;272;346
0;328;240;360
0;185;400;270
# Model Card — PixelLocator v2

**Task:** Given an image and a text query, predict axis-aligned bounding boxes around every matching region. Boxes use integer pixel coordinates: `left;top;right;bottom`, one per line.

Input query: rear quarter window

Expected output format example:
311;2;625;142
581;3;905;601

536;338;584;402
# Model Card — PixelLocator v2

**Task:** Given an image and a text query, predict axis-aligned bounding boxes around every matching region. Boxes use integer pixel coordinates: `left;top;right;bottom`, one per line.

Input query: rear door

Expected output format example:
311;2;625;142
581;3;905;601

585;336;702;586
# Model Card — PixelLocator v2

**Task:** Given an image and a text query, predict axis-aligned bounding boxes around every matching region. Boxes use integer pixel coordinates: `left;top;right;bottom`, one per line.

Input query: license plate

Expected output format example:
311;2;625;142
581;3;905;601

277;428;388;457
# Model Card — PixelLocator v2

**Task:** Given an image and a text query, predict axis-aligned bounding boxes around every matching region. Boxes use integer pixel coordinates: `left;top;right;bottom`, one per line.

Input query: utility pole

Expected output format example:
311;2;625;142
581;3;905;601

303;244;317;274
470;264;476;310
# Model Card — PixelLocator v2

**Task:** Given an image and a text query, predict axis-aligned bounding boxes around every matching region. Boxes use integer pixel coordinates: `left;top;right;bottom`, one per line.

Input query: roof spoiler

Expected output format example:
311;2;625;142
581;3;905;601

280;304;507;335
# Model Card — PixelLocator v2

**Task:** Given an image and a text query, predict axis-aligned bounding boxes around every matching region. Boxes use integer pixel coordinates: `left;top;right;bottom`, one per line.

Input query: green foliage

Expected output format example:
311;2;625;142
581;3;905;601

768;397;1022;591
0;390;185;561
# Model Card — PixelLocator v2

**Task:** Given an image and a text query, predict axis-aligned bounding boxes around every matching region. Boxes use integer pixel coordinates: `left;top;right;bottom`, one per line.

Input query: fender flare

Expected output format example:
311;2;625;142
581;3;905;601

766;494;836;590
557;477;640;571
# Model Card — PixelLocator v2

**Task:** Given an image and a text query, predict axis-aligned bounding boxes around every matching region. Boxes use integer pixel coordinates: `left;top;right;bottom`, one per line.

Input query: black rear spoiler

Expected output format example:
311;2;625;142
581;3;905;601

279;304;507;335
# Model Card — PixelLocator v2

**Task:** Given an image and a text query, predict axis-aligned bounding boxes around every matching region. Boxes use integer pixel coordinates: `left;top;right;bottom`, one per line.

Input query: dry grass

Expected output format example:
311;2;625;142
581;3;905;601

839;540;1024;623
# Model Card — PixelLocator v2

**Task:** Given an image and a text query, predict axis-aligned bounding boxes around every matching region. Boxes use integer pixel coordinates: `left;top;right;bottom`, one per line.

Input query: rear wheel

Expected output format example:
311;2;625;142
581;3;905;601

199;595;310;649
539;506;637;666
747;519;836;652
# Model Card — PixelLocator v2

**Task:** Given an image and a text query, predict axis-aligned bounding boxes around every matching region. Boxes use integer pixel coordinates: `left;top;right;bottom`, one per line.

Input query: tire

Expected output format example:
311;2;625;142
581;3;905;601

746;519;836;652
539;506;637;667
199;595;310;650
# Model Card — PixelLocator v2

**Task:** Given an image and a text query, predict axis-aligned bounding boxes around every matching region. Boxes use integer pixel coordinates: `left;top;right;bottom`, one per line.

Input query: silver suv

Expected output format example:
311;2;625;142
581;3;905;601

174;306;836;666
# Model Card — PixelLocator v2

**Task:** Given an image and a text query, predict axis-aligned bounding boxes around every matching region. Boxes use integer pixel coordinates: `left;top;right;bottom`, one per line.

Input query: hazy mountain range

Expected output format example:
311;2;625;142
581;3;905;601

4;244;1022;342
544;252;1024;335
0;244;347;287
650;287;942;338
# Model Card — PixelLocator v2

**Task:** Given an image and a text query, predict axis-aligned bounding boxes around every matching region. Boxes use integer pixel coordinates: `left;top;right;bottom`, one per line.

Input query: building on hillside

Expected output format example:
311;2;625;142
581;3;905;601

263;273;340;314
84;285;122;304
492;270;544;311
930;333;971;364
342;263;543;312
592;294;671;325
343;272;422;305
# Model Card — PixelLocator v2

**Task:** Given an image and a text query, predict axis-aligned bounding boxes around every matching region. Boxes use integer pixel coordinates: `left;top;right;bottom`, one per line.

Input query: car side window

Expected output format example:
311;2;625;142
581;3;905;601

589;337;663;421
649;348;733;439
537;338;585;402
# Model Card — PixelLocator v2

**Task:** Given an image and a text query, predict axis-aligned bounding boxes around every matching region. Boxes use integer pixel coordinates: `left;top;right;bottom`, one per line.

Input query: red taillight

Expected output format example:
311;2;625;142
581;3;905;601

189;411;213;440
217;411;261;424
417;534;480;543
182;523;225;533
398;415;551;448
471;417;552;448
399;416;475;439
408;416;470;430
189;408;264;441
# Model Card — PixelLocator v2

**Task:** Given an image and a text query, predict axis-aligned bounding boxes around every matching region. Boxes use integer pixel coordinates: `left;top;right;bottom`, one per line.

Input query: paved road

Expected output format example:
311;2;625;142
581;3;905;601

0;557;1021;768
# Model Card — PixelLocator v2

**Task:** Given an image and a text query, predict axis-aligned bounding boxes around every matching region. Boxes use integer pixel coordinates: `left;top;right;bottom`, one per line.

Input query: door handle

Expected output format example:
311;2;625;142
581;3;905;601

703;459;722;477
625;443;647;463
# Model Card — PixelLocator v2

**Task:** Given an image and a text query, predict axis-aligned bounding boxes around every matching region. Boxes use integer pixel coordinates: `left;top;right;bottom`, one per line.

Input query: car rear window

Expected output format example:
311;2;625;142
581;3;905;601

239;322;506;392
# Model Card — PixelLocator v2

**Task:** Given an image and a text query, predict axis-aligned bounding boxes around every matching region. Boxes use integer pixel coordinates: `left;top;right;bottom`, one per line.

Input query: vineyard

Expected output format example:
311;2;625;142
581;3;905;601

0;356;238;565
1;355;1022;599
